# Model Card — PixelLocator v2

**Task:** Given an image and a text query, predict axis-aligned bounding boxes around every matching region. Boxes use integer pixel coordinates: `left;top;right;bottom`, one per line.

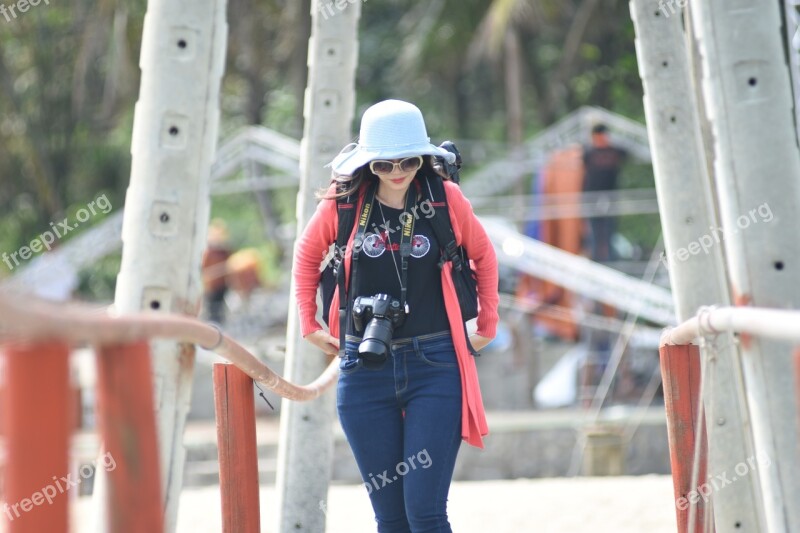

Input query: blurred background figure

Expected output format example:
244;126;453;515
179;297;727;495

516;145;584;342
583;123;628;263
202;219;232;324
581;124;628;405
225;247;263;306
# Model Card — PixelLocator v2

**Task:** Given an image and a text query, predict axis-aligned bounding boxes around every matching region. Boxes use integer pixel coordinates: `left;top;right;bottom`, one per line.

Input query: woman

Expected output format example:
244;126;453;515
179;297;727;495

293;99;499;532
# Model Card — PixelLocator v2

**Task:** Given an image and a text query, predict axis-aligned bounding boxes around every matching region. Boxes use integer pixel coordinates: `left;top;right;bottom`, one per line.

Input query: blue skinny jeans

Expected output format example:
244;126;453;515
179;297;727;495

337;330;463;533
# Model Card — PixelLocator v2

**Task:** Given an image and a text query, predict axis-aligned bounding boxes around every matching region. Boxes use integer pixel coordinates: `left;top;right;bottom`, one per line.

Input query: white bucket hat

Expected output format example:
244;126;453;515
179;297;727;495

328;99;456;176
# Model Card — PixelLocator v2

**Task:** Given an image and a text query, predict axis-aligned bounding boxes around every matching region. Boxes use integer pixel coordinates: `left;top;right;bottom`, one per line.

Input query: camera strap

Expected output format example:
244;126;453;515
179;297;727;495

397;188;416;314
340;181;377;356
340;182;416;356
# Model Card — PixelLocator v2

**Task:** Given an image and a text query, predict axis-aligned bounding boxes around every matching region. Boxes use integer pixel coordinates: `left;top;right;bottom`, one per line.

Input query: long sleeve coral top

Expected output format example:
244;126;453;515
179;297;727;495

293;179;500;448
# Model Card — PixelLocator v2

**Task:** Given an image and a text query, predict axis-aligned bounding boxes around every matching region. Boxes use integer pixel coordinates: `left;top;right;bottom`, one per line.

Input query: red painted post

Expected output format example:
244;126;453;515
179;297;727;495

213;363;261;533
95;341;163;533
1;341;72;533
660;343;711;533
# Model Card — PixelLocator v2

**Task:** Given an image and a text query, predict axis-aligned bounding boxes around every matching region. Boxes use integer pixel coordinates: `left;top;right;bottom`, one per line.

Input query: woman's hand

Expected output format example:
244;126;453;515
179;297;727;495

304;330;341;357
469;334;493;352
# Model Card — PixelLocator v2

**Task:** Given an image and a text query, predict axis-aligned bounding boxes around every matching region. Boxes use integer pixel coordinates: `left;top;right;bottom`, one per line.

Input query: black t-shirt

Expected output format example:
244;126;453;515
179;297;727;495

583;146;628;192
348;199;450;338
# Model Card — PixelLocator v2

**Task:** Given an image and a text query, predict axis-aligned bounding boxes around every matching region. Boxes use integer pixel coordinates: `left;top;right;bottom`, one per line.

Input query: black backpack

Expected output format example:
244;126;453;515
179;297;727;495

319;142;479;354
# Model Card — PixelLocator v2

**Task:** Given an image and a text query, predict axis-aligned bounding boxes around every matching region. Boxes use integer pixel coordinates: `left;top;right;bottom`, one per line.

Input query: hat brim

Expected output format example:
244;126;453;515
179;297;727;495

327;142;456;176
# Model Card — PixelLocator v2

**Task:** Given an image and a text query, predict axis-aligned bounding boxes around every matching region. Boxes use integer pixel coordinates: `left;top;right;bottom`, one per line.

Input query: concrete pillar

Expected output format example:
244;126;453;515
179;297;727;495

97;1;229;531
582;427;625;476
275;1;361;531
692;0;800;529
630;0;762;529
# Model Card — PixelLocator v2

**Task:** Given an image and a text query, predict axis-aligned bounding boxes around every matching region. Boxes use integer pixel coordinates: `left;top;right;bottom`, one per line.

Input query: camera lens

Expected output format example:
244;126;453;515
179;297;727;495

358;318;394;367
359;339;388;366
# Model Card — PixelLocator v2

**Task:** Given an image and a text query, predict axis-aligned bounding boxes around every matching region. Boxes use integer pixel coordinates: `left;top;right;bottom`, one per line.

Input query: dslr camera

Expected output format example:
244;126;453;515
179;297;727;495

352;294;406;367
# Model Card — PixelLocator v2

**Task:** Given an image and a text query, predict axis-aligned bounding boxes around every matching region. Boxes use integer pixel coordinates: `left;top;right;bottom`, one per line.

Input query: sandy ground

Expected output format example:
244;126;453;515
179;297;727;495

70;476;678;532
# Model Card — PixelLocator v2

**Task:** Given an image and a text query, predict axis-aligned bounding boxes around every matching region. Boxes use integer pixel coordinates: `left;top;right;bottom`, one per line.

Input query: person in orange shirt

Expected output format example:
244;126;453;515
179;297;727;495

201;219;231;324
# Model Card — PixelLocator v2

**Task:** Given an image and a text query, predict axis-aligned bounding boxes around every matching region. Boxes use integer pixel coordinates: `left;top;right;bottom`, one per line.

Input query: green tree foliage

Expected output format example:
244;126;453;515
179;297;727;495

0;0;145;272
0;0;648;287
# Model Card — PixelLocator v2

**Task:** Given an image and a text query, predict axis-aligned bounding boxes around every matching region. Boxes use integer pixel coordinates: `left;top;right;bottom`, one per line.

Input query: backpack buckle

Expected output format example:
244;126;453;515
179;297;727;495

331;247;343;275
443;241;462;271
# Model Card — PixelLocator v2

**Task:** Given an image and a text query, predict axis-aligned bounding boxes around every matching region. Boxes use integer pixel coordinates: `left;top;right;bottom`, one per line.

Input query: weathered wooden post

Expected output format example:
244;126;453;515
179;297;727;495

658;343;710;532
1;341;72;533
213;363;260;533
95;341;164;533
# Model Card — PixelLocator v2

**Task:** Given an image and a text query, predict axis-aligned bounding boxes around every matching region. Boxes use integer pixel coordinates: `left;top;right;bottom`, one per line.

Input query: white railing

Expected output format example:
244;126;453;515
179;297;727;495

481;217;675;325
661;306;800;346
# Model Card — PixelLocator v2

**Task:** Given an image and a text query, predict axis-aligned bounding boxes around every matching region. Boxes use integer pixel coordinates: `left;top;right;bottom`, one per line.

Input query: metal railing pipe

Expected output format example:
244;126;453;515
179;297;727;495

662;307;800;347
0;294;338;402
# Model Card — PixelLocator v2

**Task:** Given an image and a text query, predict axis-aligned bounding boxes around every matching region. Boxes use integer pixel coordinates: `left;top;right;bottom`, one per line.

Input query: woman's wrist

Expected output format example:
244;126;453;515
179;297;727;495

469;333;492;351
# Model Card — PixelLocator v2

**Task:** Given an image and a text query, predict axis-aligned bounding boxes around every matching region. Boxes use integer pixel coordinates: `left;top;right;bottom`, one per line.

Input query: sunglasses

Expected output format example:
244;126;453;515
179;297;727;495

369;156;424;176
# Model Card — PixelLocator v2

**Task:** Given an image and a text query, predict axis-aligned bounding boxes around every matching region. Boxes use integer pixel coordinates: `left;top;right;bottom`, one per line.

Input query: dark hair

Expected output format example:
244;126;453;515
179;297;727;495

317;156;442;201
591;123;609;135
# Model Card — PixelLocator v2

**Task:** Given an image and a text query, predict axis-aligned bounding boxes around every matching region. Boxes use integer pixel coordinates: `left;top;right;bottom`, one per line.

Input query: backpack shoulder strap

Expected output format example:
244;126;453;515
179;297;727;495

422;174;479;356
335;193;358;252
423;174;462;269
333;191;357;353
334;183;376;357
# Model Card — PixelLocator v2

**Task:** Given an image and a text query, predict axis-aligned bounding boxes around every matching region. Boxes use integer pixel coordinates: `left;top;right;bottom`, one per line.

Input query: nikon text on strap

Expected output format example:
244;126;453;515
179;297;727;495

341;184;417;356
397;188;417;314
